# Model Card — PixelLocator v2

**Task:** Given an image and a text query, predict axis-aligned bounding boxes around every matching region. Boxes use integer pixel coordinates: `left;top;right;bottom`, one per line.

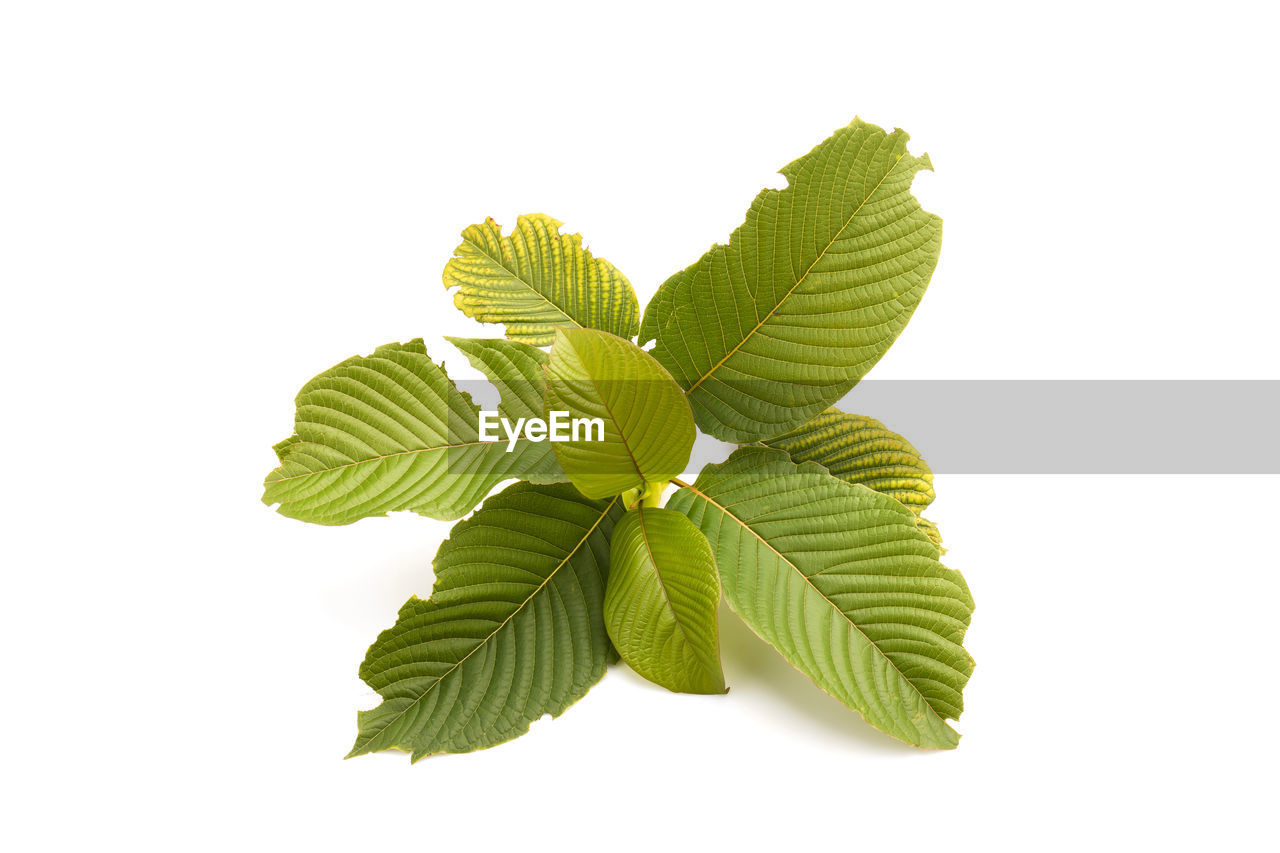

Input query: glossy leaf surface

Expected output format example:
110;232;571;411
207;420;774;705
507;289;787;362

605;507;725;694
545;328;695;499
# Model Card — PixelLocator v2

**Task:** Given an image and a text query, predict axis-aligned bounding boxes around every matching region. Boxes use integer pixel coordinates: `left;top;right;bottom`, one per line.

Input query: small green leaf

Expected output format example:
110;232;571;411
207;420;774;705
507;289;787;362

262;339;556;525
443;213;639;346
668;447;973;749
544;328;695;499
350;482;623;760
762;406;942;546
640;119;942;443
446;336;566;483
605;507;725;695
446;336;548;422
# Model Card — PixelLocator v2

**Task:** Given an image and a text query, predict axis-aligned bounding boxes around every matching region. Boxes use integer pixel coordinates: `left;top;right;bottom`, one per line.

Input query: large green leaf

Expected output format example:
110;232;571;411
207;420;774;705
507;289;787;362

639;118;942;443
668;447;973;748
605;507;725;695
544;328;695;499
762;407;942;546
349;482;622;760
443;213;639;346
262;339;557;525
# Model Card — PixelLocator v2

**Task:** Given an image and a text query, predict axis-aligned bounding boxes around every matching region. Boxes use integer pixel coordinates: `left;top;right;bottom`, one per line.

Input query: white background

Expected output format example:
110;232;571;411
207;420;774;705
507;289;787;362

3;2;1277;850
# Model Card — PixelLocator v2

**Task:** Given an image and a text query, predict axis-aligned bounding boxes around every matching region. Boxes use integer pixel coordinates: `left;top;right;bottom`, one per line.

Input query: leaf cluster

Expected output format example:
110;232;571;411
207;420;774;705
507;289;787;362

263;118;974;759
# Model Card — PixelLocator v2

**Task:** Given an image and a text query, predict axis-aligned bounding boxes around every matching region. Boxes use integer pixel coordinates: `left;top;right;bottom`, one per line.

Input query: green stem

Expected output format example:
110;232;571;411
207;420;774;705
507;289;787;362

637;479;669;508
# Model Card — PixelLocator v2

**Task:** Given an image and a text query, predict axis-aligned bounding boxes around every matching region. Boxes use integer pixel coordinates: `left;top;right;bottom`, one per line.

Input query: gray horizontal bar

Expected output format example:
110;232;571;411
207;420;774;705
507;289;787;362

835;380;1279;474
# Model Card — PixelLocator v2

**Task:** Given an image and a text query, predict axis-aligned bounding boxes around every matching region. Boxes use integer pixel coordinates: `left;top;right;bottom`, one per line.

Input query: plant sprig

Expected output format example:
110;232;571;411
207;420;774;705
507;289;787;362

264;117;974;760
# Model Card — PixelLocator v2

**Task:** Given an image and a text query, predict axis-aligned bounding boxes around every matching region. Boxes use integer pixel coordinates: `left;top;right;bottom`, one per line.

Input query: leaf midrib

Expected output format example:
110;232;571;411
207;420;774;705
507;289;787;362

635;507;702;658
463;229;581;330
683;151;906;395
353;495;618;755
546;340;645;487
268;437;538;483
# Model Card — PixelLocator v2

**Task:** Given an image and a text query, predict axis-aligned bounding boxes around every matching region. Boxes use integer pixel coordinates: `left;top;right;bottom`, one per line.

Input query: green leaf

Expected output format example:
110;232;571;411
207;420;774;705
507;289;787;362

262;339;557;525
446;336;566;483
667;447;973;748
443;213;639;346
446;337;547;422
605;507;725;695
349;482;623;760
762;406;942;546
544;328;695;499
639;118;942;443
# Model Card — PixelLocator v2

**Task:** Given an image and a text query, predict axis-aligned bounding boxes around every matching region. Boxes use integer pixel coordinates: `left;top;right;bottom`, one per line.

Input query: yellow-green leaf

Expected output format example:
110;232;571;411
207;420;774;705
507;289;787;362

545;328;695;499
605;507;725;695
762;406;942;546
443;213;639;346
262;339;557;525
446;336;567;484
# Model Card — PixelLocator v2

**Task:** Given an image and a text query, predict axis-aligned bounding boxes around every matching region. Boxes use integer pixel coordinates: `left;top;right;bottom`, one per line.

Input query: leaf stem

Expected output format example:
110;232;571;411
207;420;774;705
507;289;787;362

639;479;669;508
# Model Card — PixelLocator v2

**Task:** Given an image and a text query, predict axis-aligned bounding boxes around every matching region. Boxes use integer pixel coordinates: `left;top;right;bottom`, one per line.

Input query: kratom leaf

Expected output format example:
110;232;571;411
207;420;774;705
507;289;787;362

349;482;622;760
262;339;556;525
446;337;548;422
443;214;639;346
545;328;695;499
667;447;973;748
762;406;942;546
446;336;565;483
639;118;942;443
605;507;725;695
